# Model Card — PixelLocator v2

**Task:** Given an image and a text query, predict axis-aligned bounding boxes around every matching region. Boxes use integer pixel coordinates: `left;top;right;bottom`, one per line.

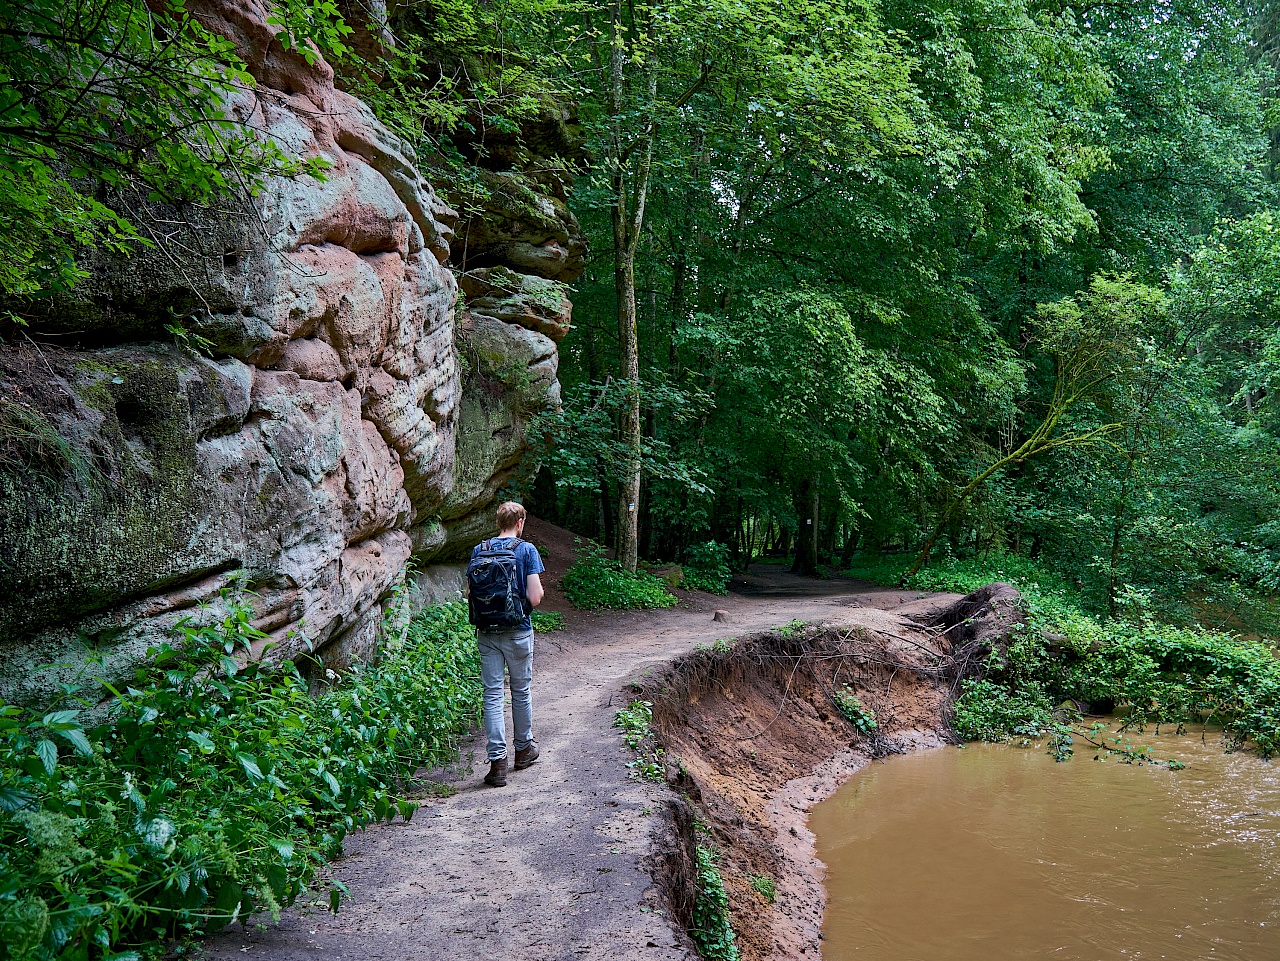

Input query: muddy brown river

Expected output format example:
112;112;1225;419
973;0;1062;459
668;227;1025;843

810;730;1280;961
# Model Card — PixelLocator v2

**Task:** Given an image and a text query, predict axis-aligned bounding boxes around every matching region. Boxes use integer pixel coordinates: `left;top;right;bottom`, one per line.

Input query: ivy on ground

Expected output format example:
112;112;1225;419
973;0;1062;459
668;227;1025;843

0;598;481;960
690;844;740;961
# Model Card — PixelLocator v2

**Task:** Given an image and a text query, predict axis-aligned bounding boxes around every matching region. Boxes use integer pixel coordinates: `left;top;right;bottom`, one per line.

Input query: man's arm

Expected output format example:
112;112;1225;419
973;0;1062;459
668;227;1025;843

525;573;544;608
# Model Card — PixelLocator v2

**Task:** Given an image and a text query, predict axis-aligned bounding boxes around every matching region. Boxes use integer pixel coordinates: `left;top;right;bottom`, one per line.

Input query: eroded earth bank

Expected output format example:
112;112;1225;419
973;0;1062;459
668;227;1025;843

638;580;1025;961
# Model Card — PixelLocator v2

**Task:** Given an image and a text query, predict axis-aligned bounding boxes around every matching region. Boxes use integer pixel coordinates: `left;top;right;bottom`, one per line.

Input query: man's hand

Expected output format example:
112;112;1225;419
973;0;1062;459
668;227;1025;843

526;573;545;608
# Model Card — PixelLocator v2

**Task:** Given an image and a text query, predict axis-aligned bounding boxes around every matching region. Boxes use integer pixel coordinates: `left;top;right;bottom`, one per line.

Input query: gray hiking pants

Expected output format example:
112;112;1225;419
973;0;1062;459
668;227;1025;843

477;627;535;761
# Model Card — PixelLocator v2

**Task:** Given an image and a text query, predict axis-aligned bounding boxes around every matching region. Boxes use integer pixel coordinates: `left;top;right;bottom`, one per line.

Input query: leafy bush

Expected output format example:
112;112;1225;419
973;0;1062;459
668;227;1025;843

531;610;565;632
832;687;878;736
0;597;481;960
562;541;678;610
952;679;1056;742
846;552;1280;755
690;845;739;961
684;541;732;594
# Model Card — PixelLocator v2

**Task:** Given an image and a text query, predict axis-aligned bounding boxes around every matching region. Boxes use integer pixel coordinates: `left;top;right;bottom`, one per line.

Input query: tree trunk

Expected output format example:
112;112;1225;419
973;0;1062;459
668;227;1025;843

614;249;642;572
791;479;820;576
597;461;615;549
839;525;859;568
606;1;656;573
821;507;839;562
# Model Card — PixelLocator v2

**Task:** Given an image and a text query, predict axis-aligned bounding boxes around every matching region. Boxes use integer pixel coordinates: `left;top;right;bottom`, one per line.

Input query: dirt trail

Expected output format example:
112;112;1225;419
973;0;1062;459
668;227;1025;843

204;521;956;961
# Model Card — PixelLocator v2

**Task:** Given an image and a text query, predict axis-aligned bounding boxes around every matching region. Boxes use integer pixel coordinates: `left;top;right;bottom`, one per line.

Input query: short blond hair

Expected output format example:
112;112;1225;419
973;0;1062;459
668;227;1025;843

496;501;527;531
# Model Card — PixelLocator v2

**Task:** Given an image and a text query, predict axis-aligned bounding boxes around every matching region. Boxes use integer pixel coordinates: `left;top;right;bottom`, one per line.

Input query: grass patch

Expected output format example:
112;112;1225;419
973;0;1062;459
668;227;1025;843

749;874;776;903
0;597;481;959
562;541;678;610
0;398;99;485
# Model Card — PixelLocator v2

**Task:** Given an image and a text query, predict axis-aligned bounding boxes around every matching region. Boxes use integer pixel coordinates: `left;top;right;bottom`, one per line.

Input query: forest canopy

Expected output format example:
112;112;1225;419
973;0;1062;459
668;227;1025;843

4;0;1280;634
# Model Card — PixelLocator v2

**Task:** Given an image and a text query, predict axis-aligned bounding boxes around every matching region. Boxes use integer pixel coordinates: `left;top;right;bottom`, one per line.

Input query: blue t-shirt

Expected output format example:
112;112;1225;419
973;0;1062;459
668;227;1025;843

470;537;545;631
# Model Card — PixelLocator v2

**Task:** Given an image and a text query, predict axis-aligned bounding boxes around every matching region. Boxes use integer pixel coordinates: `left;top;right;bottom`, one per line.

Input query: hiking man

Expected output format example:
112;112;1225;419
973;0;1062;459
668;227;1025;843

466;501;545;787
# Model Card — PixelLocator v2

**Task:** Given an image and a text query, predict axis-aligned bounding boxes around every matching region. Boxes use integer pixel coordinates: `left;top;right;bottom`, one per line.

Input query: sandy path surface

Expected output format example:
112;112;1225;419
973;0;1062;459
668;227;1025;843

204;526;948;961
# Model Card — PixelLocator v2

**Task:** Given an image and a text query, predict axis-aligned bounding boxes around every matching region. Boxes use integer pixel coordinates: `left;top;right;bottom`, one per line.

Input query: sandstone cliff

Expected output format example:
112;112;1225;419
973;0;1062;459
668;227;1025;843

0;0;581;704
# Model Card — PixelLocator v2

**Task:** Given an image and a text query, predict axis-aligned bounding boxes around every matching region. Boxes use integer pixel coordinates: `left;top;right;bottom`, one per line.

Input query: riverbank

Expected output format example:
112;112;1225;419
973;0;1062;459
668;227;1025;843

202;519;975;960
634;589;1011;960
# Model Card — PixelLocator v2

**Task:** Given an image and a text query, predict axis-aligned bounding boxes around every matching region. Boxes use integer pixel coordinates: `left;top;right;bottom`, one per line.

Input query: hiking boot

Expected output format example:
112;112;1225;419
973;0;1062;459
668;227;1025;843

483;758;508;787
514;742;540;770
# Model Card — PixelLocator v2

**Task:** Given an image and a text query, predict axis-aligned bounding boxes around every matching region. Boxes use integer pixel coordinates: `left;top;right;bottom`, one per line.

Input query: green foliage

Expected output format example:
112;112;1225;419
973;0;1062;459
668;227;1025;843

612;700;664;781
832;688;878;736
695;637;735;656
0;400;99;485
562;542;678;610
0;0;342;299
748;874;775;904
612;700;653;751
532;380;713;499
772;620;808;639
953;680;1056;743
849;552;1280;758
683;542;732;594
531;610;566;632
0;597;480;959
690;845;739;961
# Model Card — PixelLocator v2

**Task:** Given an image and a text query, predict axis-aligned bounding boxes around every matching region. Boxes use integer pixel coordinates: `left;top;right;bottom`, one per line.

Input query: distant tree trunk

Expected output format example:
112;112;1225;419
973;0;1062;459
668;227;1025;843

839;526;859;568
607;0;656;574
597;462;615;549
791;479;820;576
821;507;839;562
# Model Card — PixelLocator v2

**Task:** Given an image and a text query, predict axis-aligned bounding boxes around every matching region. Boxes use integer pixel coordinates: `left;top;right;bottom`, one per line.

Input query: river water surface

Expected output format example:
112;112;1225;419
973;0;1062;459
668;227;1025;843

809;730;1280;961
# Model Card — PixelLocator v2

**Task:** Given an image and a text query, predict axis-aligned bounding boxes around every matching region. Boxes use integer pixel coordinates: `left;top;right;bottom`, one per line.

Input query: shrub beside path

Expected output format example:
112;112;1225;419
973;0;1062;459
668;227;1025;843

204;520;953;961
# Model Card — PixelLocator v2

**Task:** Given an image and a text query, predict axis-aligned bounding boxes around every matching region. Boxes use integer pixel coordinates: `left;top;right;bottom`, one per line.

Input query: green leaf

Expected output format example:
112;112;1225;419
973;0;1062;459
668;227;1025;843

41;709;79;729
268;838;295;861
35;738;57;775
57;727;93;756
187;731;215;753
238;754;264;782
0;787;35;812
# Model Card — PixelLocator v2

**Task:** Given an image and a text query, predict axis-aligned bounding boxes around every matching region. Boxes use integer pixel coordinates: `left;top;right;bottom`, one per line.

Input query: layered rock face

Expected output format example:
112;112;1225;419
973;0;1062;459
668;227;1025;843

0;0;579;704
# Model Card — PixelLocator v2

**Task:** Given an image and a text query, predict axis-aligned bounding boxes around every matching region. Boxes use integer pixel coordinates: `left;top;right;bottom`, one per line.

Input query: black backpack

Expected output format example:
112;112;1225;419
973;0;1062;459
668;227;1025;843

466;538;528;631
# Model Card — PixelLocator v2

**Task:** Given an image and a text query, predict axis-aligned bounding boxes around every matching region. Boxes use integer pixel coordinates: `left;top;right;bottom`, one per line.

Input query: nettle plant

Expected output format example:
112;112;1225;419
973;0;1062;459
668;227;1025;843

0;595;482;959
562;541;678;610
683;541;732;594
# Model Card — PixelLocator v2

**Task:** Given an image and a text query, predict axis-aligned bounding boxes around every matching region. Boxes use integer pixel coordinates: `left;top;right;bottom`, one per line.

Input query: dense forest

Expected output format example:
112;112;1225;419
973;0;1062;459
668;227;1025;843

7;0;1280;632
505;0;1280;637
